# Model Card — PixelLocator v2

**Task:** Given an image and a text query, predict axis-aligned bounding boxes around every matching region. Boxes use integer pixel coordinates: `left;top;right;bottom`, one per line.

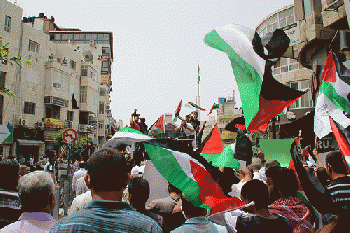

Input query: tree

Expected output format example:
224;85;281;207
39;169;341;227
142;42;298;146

0;37;31;97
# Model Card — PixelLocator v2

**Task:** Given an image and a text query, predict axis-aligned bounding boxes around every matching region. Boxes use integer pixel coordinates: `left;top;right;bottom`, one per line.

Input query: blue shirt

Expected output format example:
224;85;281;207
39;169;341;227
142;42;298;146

171;216;227;233
50;200;162;233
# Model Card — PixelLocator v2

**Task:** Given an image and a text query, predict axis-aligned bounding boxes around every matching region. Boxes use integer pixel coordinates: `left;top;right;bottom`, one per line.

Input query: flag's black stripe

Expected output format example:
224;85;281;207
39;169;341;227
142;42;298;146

197;125;215;153
333;51;350;86
331;117;350;150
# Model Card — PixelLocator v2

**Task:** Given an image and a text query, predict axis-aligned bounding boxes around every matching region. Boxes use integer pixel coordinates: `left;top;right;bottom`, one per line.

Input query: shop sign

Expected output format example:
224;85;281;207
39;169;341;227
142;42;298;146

101;77;109;84
0;125;14;144
44;118;64;129
316;137;338;153
221;130;237;140
98;55;109;61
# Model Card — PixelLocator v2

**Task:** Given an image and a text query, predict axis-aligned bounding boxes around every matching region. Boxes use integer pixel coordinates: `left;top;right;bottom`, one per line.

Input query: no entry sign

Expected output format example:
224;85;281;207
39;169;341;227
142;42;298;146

62;128;78;144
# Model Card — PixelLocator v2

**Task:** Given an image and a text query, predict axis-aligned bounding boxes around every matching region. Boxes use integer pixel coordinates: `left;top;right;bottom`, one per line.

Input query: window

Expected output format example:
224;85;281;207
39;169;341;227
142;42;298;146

99;101;105;114
73;34;85;41
81;86;87;103
98;34;109;41
102;47;110;55
289;80;313;109
86;34;97;41
100;88;106;96
70;60;76;70
101;61;110;74
61;34;73;41
4;16;11;32
67;111;74;121
28;40;40;53
54;34;61;41
81;65;88;76
53;83;61;89
24;102;36;115
98;121;104;129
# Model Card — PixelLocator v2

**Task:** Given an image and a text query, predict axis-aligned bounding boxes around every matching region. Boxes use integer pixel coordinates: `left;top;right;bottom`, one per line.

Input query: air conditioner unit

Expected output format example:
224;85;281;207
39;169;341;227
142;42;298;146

79;125;86;131
19;119;26;126
35;122;43;128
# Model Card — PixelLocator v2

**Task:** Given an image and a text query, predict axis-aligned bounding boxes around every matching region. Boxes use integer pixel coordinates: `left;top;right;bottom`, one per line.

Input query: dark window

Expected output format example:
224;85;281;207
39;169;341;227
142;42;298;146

101;61;110;74
102;47;110;55
67;111;74;121
100;88;106;96
79;111;89;125
70;60;76;70
4;16;11;32
0;72;6;124
99;101;104;114
28;40;40;53
24;102;36;115
45;105;60;119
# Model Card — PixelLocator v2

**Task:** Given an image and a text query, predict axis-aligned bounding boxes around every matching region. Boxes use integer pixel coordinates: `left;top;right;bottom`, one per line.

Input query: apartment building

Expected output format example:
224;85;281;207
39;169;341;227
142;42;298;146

49;30;113;147
0;0;113;160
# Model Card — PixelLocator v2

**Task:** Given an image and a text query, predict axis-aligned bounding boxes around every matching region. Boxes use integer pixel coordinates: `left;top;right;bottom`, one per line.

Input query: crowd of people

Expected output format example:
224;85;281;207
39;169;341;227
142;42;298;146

0;141;349;232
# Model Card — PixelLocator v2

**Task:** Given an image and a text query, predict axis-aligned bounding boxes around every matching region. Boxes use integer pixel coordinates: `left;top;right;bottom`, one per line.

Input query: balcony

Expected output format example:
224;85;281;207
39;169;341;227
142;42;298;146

322;0;347;28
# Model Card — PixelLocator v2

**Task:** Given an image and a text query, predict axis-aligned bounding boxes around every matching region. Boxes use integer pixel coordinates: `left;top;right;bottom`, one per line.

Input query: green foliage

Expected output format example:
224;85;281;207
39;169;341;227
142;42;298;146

53;129;91;158
0;37;31;97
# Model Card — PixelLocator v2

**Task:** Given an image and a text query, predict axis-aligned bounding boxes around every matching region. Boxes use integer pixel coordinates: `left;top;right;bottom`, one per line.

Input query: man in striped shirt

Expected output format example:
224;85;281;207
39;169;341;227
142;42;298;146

325;151;350;217
50;148;162;233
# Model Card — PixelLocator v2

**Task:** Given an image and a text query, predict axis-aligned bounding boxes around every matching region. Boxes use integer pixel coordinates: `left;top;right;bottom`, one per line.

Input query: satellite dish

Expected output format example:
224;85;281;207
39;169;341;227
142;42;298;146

82;51;93;62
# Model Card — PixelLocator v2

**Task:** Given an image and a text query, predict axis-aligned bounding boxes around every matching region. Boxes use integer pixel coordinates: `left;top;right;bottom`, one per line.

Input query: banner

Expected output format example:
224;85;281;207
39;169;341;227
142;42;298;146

259;138;295;167
0;125;14;144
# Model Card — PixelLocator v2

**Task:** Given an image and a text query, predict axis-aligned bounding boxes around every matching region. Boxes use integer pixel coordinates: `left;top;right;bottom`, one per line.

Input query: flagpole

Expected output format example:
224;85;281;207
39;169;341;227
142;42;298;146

197;64;200;121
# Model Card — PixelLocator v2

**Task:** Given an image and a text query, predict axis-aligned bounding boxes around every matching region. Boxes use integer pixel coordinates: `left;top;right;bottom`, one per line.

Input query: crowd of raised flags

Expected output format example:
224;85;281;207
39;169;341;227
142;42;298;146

1;24;350;232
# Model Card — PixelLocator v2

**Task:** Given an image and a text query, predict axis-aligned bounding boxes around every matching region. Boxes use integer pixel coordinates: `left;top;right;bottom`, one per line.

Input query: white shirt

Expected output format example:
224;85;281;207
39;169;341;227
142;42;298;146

258;167;267;183
72;168;87;192
183;123;195;137
75;177;88;196
229;180;247;199
130;165;145;177
0;212;56;233
68;190;92;215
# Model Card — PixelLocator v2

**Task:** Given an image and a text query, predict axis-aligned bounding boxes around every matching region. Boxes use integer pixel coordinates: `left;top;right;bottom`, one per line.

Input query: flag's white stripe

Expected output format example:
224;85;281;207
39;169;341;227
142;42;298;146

169;149;206;182
314;93;350;138
329;72;350;99
230;143;235;152
215;24;266;79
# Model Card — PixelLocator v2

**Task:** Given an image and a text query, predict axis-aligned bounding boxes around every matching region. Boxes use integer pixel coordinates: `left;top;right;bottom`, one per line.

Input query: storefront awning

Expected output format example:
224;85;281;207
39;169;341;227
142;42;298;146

17;139;44;146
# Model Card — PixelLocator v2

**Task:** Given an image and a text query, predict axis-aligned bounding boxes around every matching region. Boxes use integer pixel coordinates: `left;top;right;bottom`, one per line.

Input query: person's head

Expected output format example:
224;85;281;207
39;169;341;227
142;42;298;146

265;160;280;170
85;148;128;193
79;161;86;169
168;183;182;195
181;193;207;218
20;165;29;176
257;150;265;160
251;158;262;171
0;159;20;191
185;115;190;122
18;171;55;213
133;152;143;166
133;113;140;122
325;151;349;178
193;112;198;120
128;177;149;209
241;179;269;210
266;166;298;203
46;150;57;163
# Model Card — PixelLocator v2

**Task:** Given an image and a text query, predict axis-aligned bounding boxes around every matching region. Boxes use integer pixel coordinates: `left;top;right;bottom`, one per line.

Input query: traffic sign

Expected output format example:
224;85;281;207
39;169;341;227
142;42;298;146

62;128;78;144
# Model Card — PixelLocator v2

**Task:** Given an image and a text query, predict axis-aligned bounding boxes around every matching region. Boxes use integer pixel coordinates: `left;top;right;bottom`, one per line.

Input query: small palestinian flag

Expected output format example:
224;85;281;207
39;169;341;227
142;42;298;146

188;102;206;111
205;24;306;132
315;51;350;138
199;125;224;163
149;115;164;135
208;104;220;116
173;100;183;122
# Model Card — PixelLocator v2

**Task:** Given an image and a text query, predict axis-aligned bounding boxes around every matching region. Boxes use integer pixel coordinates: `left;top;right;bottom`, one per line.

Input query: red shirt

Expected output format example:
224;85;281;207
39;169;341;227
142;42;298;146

131;121;141;131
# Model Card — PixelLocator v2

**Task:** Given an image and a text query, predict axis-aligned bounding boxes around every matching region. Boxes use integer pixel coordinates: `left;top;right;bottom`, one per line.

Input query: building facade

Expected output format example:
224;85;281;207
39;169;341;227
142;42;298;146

256;4;314;138
0;0;114;161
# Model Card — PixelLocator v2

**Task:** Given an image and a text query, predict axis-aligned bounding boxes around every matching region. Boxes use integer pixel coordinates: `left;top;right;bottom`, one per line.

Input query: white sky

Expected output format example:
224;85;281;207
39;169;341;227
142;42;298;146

14;0;293;126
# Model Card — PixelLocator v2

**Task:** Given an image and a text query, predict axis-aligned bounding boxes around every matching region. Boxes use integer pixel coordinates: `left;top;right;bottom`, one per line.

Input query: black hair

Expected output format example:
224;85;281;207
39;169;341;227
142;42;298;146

87;148;128;192
128;177;150;204
133;152;144;166
266;166;298;199
45;150;56;159
0;159;20;191
326;151;349;175
316;167;331;187
168;182;182;194
265;160;280;170
241;179;269;209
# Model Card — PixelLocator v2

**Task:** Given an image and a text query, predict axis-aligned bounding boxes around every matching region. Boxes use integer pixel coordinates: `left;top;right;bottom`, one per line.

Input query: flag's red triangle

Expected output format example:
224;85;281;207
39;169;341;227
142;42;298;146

321;52;337;84
201;125;224;155
155;115;164;132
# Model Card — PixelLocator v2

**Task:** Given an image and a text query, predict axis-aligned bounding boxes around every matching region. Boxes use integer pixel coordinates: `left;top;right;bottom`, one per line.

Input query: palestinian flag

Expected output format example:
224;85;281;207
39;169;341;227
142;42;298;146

208;104;220;116
204;24;306;132
211;144;244;170
144;143;244;214
329;116;350;170
149;115;164;135
225;116;267;132
315;51;350;138
188;102;206;111
173;100;183;122
199;125;224;163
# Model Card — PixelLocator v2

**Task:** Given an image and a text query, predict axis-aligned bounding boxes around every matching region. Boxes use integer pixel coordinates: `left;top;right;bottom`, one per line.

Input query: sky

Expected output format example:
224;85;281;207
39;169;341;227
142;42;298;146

14;0;294;126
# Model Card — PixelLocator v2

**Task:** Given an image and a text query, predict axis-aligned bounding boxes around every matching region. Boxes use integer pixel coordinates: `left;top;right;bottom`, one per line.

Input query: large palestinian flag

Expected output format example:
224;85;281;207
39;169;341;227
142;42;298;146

314;51;350;138
329;116;350;170
204;24;306;132
144;143;244;214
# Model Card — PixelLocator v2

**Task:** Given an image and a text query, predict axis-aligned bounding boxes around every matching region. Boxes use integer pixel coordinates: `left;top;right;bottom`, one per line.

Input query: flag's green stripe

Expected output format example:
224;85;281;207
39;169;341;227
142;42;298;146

320;81;350;114
144;144;203;207
119;127;144;135
200;153;221;163
211;145;240;169
204;30;262;131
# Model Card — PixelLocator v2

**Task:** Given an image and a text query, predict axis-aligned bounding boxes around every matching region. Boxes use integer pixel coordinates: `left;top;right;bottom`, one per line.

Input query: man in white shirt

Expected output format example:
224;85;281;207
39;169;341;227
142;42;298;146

0;171;56;232
72;161;87;196
68;190;92;215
